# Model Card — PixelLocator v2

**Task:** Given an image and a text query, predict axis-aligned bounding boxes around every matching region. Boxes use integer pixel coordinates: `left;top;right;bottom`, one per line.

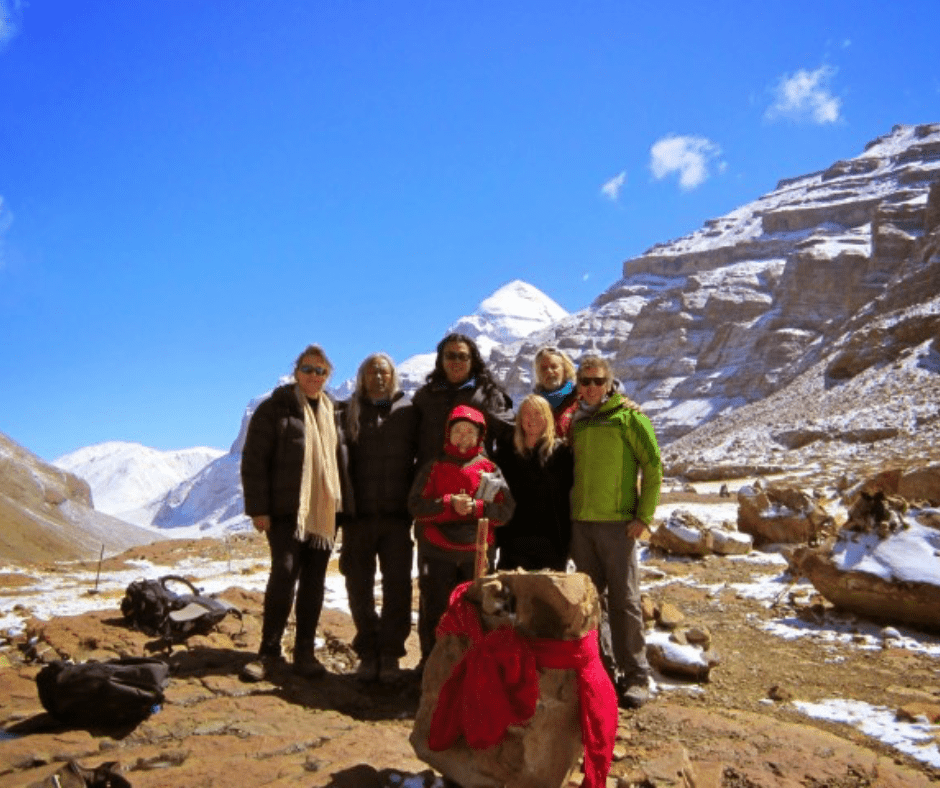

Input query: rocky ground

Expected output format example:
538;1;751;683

1;493;939;788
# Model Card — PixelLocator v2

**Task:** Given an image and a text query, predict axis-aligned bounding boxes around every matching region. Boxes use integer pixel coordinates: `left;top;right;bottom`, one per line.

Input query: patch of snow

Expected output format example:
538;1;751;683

794;698;940;769
831;513;940;586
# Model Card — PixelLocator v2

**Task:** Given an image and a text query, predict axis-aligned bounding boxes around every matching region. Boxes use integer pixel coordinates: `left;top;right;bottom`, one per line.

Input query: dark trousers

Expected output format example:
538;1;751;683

261;514;331;655
570;521;650;684
339;515;414;659
417;549;477;661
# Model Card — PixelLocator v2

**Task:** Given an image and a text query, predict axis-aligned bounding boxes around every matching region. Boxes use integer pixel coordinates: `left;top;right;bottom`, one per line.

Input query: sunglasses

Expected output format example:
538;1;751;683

444;351;471;362
578;377;607;387
298;364;329;376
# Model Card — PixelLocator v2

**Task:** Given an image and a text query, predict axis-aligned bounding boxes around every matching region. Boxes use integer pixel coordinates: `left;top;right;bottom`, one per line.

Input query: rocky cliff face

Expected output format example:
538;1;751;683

663;173;940;484
495;124;940;450
0;431;156;563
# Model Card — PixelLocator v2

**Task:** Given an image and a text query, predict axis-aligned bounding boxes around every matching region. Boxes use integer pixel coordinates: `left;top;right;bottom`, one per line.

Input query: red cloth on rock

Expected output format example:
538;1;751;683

428;581;617;788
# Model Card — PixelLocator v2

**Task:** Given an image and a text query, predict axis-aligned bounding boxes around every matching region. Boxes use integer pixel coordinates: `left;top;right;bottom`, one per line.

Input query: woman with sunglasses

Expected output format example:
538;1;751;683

240;344;344;682
569;355;663;710
532;345;579;440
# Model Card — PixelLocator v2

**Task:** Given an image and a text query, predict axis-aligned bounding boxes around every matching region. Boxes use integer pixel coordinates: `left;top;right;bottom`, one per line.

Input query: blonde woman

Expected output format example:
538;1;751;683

532;346;578;440
494;394;573;571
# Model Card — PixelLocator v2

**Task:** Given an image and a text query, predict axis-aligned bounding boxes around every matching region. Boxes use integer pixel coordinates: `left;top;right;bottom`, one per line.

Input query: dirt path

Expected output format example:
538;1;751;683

1;530;938;787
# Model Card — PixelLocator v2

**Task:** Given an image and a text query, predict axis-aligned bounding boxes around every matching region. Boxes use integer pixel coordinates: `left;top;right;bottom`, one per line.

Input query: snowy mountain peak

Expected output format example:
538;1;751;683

54;441;224;523
333;279;568;399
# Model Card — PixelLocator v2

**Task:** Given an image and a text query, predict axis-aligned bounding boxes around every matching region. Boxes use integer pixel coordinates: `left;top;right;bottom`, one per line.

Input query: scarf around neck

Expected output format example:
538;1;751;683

539;379;574;411
295;384;342;548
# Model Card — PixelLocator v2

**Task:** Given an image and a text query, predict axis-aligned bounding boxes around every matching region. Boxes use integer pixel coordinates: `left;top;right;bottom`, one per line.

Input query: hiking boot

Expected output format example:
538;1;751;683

378;654;400;683
293;650;326;679
355;652;379;682
617;677;651;709
240;654;282;682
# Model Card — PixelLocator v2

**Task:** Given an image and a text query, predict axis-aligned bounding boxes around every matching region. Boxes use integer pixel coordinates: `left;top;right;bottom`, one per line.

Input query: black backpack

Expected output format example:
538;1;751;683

36;656;169;728
120;575;240;641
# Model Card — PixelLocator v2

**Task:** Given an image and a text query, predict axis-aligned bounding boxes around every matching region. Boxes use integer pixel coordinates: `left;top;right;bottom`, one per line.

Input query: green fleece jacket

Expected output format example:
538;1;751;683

569;391;663;524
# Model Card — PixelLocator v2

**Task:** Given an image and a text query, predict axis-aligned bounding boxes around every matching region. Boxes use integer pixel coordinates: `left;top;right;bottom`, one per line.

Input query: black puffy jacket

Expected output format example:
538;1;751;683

342;391;418;519
241;384;341;518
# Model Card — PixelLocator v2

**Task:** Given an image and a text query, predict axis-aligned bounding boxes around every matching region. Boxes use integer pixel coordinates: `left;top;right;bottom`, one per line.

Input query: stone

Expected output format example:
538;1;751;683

897;702;940;724
737;484;831;545
651;510;752;558
791;499;940;632
709;525;752;556
646;630;720;682
657;602;685;629
651;510;713;557
857;465;940;507
410;572;605;788
617;742;696;787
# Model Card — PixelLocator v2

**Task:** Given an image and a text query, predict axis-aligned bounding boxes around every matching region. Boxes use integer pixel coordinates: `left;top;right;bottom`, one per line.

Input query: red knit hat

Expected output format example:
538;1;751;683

446;405;486;444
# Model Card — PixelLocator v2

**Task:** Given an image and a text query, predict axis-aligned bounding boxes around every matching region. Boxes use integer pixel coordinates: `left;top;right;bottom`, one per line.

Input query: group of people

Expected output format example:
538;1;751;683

239;333;663;709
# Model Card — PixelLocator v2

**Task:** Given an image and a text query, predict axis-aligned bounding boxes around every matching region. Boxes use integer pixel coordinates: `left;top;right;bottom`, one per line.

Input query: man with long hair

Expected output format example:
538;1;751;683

338;353;417;682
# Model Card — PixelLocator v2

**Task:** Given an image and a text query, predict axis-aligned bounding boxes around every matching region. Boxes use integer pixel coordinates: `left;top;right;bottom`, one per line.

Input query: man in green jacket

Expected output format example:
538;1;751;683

569;355;663;709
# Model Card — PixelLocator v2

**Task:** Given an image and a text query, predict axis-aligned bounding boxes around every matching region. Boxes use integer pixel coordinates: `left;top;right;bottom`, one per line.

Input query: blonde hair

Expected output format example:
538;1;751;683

514;394;556;462
533;346;576;391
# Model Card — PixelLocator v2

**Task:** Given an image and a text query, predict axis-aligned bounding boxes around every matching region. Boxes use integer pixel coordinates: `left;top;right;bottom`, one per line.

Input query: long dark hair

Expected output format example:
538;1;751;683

426;333;506;399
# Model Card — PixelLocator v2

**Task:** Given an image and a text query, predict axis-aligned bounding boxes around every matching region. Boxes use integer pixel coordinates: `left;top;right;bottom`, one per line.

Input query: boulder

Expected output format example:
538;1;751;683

410;572;606;788
646;629;720;682
855;464;940;506
651;510;712;556
737;484;832;545
651;509;753;556
791;498;940;632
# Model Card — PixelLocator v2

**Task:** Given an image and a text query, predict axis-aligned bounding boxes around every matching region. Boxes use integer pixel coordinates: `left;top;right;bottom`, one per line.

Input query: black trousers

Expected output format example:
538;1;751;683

417;549;478;661
339;515;414;659
260;514;331;656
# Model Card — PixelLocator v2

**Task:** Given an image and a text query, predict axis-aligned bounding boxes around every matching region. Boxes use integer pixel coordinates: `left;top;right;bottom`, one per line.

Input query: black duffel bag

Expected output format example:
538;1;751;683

36;656;169;728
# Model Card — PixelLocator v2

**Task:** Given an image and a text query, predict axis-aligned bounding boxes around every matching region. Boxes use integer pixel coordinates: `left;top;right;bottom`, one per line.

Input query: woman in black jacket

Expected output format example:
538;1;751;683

239;344;343;681
495;393;572;571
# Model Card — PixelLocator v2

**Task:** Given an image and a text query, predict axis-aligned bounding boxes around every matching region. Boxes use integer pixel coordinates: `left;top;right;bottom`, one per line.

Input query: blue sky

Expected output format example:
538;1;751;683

1;0;938;462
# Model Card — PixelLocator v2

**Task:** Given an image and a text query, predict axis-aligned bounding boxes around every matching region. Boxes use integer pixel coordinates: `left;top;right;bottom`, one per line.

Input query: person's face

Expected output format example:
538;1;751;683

442;341;472;385
578;365;608;407
364;358;393;401
520;402;547;443
537;353;566;391
449;420;480;453
297;354;329;398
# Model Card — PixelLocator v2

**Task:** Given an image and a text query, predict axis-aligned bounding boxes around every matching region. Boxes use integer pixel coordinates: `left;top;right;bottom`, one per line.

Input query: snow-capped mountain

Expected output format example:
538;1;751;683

332;279;568;400
53;442;224;527
497;123;940;445
0;432;156;562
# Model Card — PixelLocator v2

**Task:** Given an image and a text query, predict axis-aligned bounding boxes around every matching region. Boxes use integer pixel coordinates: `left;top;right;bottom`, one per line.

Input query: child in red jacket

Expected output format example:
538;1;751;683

408;404;515;662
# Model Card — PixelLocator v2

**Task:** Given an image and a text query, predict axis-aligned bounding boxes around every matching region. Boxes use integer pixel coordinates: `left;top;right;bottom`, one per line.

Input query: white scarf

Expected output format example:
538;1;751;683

295;384;342;549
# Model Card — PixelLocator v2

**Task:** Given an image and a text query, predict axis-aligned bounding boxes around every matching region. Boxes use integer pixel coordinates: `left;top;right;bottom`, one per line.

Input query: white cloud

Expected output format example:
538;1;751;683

0;0;22;51
600;170;627;201
765;65;842;125
649;135;722;191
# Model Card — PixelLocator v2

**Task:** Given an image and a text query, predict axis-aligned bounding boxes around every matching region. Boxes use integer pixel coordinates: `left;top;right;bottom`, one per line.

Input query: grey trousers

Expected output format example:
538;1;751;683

570;520;650;684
